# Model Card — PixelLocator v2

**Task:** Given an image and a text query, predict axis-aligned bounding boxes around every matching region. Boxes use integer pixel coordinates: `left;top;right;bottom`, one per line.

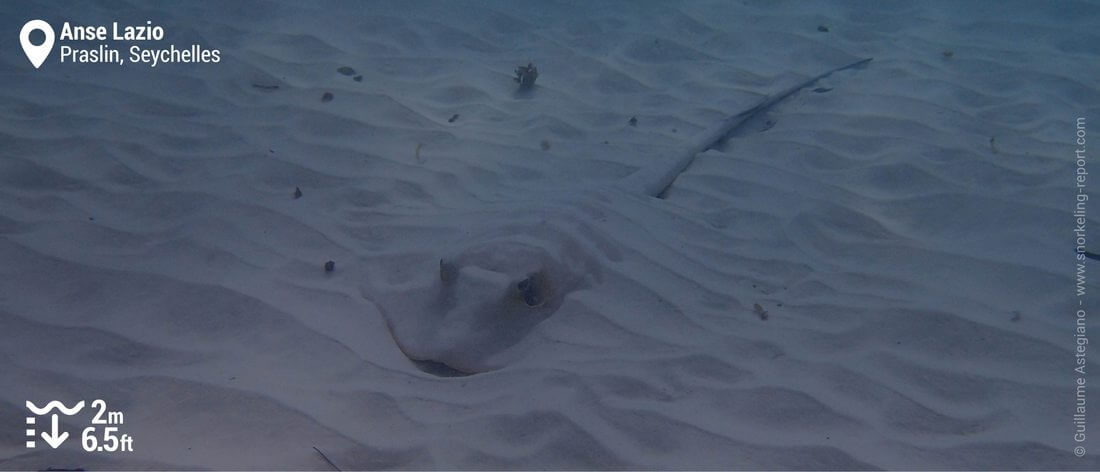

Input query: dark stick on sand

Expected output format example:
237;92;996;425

313;446;341;471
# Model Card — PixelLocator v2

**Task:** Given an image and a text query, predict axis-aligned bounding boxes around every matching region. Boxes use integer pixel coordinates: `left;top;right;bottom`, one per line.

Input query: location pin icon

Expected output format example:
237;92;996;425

20;20;55;69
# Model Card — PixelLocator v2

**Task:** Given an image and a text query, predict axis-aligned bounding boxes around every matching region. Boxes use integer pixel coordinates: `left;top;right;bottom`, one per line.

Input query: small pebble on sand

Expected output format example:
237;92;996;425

754;303;769;320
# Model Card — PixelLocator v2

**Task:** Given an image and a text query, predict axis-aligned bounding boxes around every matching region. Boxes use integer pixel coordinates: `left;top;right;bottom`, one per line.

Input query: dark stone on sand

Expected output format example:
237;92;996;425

817;25;829;32
513;62;538;89
629;116;638;126
337;66;356;76
294;187;302;199
448;114;460;123
353;75;363;82
324;260;335;272
321;92;334;102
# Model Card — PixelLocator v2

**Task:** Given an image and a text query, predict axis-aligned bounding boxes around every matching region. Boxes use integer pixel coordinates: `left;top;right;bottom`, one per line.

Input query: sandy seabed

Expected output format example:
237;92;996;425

1;0;1099;469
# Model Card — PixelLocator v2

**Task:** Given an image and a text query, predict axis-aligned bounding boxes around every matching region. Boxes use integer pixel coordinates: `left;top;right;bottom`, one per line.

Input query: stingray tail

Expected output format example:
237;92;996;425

620;57;872;198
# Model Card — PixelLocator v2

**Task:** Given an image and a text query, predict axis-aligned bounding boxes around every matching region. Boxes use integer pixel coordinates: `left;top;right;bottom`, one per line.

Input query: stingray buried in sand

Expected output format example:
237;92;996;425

367;58;873;376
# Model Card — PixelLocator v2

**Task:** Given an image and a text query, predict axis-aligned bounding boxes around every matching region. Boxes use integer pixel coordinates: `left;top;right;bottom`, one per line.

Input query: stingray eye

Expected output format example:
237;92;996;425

440;259;458;285
517;274;544;307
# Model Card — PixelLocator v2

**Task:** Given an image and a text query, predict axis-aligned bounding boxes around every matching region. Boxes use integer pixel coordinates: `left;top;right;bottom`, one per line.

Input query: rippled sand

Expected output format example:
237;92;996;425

1;0;1097;469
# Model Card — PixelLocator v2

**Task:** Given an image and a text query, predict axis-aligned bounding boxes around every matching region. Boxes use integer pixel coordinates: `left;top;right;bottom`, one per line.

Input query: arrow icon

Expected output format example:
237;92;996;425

41;414;67;449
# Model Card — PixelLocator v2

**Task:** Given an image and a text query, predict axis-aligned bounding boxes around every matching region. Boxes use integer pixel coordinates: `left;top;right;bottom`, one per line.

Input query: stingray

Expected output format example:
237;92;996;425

366;58;872;376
